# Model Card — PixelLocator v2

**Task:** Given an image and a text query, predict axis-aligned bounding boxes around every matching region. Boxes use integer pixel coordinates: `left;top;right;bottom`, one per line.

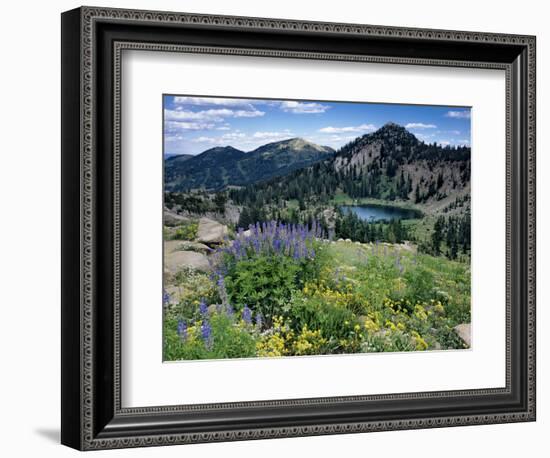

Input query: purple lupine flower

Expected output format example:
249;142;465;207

242;304;252;324
255;312;263;329
163;290;171;306
213;220;319;278
177;320;187;341
225;302;235;317
201;320;212;347
395;256;405;275
199;299;208;316
216;274;230;308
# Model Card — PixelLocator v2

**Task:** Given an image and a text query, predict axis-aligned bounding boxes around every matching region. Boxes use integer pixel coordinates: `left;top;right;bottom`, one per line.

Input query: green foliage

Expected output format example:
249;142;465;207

229;123;470;209
165;192;218;215
225;255;300;323
402;265;436;304
334;210;412;244
223;244;327;324
165;268;218;321
170;222;198;241
163;233;471;361
285;293;359;353
164;313;258;361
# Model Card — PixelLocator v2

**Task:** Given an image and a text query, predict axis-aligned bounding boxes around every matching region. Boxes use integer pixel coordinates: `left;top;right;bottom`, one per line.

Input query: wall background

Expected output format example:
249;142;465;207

0;0;545;456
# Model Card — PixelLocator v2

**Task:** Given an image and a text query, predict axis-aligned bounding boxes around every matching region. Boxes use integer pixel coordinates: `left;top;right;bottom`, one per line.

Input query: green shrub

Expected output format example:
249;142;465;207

171;222;198;241
285;292;361;353
163;313;258;361
224;255;300;324
165;269;218;321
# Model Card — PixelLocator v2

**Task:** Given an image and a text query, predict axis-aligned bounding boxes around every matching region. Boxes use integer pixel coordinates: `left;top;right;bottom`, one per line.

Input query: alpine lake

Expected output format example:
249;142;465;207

340;204;423;222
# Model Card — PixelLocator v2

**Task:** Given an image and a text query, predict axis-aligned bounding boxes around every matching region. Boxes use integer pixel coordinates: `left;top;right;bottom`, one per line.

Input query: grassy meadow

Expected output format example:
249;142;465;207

163;220;470;361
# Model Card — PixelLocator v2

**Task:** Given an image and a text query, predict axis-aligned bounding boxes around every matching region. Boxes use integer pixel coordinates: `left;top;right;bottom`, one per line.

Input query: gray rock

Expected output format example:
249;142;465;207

164;250;211;274
165;285;183;305
454;323;471;347
164;210;190;227
208;304;220;315
196;217;229;245
165;240;210;254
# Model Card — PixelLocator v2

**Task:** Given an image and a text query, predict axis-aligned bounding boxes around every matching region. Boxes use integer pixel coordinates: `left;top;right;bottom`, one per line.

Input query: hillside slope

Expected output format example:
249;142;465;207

165;138;334;191
230;123;471;212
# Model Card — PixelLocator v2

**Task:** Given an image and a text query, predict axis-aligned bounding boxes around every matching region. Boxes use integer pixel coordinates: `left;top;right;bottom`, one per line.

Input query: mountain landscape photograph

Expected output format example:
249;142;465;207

162;95;472;361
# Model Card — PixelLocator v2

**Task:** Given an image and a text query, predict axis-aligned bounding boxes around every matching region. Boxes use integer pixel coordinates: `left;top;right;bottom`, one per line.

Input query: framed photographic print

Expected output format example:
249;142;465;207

61;6;536;450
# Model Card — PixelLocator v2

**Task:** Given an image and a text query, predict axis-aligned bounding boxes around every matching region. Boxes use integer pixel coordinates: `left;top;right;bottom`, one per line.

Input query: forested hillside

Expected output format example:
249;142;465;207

230;123;470;209
165;138;334;191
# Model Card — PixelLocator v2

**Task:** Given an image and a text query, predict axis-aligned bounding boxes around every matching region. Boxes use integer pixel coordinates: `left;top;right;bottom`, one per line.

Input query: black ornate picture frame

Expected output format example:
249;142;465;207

61;6;536;450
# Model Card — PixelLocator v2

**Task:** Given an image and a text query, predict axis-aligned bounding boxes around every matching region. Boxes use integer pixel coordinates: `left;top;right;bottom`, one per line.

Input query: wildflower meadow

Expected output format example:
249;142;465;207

163;220;470;360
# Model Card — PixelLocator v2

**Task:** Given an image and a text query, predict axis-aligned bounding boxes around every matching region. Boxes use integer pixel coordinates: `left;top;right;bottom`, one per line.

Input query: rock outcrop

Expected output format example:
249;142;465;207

164;250;210;274
454;323;471;347
196;217;228;245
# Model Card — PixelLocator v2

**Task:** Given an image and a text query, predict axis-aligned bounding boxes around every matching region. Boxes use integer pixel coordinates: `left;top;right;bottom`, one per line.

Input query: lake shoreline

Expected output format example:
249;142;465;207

340;203;424;222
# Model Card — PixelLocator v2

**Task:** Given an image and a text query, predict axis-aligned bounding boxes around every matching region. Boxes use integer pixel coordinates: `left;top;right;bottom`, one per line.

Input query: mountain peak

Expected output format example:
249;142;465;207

165;139;333;192
378;122;409;134
258;137;334;154
202;145;243;154
197;145;245;159
369;122;419;144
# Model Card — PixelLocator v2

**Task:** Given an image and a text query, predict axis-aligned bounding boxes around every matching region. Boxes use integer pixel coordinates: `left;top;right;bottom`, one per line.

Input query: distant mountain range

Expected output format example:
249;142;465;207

164;138;334;191
164;153;193;160
231;123;471;207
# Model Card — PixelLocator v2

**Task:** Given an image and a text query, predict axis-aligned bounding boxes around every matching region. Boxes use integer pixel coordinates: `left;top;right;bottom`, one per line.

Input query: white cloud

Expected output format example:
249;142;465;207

445;110;471;119
439;141;451;147
318;123;376;134
252;130;294;140
415;133;435;142
189;130;298;151
192;131;248;144
172;96;265;107
165;121;215;131
192;136;219;144
172;97;329;115
405;122;437;129
233;109;266;118
164;134;184;141
280;101;330;114
164;108;264;123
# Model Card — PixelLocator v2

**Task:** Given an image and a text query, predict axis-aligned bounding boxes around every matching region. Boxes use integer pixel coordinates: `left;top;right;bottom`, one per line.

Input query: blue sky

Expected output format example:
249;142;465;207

163;95;471;156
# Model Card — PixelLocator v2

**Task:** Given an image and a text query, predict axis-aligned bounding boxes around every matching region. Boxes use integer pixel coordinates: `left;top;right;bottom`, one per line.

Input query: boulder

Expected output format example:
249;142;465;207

322;208;335;220
196;217;228;245
164;250;210;274
163;210;190;227
165;240;210;254
165;285;183;305
454;323;471;347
